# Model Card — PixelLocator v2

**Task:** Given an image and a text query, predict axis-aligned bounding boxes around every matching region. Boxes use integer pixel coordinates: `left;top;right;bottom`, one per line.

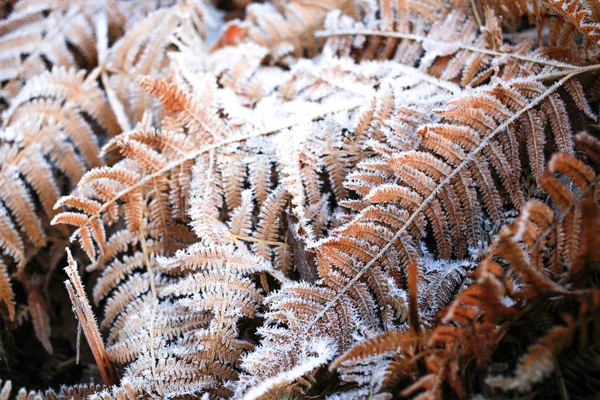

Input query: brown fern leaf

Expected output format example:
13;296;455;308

541;93;574;154
575;127;600;165
0;261;14;320
236;62;595;397
402;145;600;398
308;72;455;332
318;3;580;88
53;59;365;266
103;2;208;126
487;291;600;391
541;151;599;277
52;119;194;261
330;328;423;371
520;109;546;183
499;0;600;49
135;75;230;143
0;381;111;400
4;0;598;397
26;286;52;354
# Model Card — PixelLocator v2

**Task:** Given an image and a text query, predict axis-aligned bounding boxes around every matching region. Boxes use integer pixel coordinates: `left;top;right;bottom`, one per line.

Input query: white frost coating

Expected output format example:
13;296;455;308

243;338;337;400
500;295;516;307
421;38;461;57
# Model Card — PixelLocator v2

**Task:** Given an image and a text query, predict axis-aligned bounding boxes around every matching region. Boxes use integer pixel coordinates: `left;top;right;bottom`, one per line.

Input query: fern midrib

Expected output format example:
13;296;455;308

315;29;580;70
138;228;158;388
59;101;362;236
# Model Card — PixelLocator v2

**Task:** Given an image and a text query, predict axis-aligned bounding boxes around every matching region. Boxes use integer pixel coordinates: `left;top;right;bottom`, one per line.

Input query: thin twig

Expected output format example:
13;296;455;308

471;0;483;29
230;232;290;248
229;233;291;284
531;174;600;253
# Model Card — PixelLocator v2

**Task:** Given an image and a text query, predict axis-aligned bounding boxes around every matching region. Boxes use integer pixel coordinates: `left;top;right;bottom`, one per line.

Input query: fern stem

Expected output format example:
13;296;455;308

138;229;158;386
474;170;600;267
101;72;132;132
531;64;600;81
315;29;581;70
470;0;483;29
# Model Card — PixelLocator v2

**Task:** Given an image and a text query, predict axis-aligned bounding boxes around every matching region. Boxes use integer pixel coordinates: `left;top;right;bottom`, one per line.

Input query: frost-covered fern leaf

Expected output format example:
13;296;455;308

320;3;591;89
58;53;380;261
236;282;355;398
493;0;600;50
52;113;198;262
0;67;117;321
236;22;600;399
140;243;272;398
0;0;123;100
0;380;116;400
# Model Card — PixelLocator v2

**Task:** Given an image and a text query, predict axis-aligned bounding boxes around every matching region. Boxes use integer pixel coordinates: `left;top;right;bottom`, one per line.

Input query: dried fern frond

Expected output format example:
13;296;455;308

400;137;600;398
320;69;595;322
52;120;195;261
3;0;600;397
26;285;52;354
237;282;357;397
103;2;209;126
53;66;363;261
493;0;600;50
318;3;584;88
233;31;600;398
146;242;272;397
486;291;600;391
64;248;117;387
0;380;131;400
330;328;423;371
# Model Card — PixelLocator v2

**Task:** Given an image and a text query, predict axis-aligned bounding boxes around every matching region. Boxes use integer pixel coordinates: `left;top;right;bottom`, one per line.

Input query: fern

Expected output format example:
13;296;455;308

2;0;600;398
